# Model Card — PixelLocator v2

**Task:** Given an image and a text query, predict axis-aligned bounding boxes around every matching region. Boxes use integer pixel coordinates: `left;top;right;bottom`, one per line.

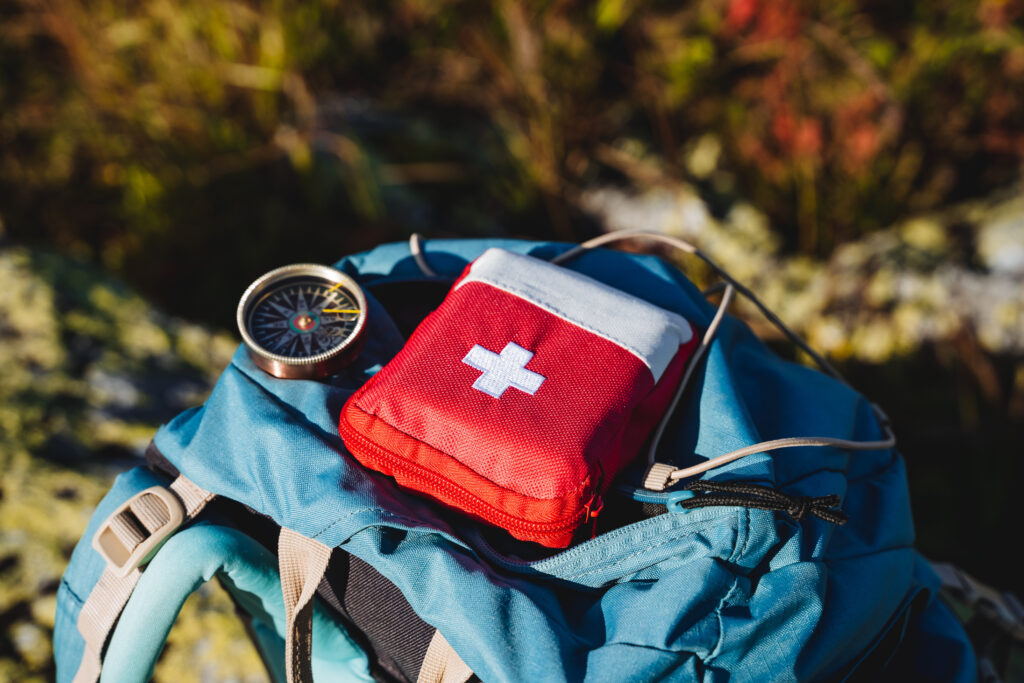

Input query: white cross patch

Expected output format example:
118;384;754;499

462;342;546;398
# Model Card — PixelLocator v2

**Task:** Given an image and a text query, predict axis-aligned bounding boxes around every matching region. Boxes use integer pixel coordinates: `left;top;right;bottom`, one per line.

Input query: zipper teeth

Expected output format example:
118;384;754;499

341;418;588;535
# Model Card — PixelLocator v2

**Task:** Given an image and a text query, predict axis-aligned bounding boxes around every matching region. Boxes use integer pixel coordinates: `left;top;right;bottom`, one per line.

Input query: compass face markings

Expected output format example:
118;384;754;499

266;299;295;318
270;330;291;352
247;278;364;359
238;263;371;378
295;287;310;315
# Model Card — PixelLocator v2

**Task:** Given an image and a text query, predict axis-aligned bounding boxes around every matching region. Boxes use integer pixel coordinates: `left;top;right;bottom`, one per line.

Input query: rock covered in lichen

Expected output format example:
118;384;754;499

581;185;1024;363
0;246;264;681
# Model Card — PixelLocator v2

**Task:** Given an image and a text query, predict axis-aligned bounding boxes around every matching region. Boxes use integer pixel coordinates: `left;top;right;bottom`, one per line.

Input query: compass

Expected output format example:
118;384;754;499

237;263;368;379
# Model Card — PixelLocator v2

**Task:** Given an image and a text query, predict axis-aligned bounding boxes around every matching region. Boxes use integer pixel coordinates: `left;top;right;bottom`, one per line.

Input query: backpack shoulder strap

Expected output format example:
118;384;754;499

57;469;379;683
70;475;214;683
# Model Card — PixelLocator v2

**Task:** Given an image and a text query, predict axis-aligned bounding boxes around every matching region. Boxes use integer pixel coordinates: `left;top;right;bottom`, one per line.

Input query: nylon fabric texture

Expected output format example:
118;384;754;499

54;238;978;681
317;551;437;681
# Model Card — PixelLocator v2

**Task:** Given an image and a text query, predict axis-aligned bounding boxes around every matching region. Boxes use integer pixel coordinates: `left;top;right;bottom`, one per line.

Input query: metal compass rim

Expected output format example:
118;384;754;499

236;262;368;377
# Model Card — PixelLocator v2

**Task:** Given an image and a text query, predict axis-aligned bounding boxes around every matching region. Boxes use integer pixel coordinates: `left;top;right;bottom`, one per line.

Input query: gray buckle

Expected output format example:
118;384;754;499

92;487;184;577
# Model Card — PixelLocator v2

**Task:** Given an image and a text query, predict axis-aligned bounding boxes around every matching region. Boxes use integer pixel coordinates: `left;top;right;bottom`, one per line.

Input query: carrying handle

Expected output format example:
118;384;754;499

278;528;333;683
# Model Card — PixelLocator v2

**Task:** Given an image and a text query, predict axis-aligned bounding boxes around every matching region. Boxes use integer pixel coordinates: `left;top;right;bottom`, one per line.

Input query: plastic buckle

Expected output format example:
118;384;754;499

666;489;696;514
92;486;185;577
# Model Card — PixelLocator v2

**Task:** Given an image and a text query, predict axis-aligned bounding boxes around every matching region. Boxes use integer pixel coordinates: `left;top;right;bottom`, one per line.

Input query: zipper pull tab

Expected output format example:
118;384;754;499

584;493;604;539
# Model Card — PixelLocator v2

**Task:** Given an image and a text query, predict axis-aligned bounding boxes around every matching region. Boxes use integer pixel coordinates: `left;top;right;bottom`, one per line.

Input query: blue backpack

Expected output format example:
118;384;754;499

54;236;977;682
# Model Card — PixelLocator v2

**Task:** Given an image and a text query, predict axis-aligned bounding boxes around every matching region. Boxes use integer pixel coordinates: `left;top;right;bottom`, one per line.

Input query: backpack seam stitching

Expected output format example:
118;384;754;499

563;512;745;580
59;577;86;606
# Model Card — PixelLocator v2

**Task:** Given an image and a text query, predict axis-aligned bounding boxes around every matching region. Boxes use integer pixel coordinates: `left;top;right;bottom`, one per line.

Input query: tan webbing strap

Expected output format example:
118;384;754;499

416;630;474;683
72;475;214;683
128;492;172;534
278;527;332;683
72;568;141;683
169;475;215;514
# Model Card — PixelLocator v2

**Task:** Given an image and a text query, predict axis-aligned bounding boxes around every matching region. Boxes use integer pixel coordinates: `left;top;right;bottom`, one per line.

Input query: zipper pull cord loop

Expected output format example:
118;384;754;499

676;480;849;526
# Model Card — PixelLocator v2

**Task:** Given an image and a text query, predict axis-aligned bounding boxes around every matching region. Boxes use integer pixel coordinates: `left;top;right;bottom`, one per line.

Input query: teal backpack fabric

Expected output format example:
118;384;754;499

55;238;977;681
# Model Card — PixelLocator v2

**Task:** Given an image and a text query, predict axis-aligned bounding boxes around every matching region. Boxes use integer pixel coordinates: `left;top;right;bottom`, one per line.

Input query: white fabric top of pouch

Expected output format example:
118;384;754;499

454;248;694;383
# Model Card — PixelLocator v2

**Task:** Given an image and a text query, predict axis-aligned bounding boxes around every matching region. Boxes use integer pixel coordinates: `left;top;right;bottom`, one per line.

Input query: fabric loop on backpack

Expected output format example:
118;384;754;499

409;233;439;277
278;528;332;683
169;475;217;514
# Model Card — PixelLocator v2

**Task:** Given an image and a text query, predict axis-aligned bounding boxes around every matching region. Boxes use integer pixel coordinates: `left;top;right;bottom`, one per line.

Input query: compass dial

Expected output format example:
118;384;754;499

237;264;367;379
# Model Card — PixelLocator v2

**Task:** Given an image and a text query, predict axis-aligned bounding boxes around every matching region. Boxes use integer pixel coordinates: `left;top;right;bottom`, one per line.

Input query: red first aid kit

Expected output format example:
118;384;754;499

339;248;697;547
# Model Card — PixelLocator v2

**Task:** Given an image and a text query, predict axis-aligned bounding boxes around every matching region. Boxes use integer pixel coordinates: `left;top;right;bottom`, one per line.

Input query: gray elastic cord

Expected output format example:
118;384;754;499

663;431;897;486
410;233;438;277
551;229;896;490
551;229;845;383
646;284;736;466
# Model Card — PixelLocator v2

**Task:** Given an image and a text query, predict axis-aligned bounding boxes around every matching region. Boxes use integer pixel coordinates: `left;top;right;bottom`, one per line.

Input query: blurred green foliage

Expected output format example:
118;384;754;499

3;0;1024;323
2;1;1024;678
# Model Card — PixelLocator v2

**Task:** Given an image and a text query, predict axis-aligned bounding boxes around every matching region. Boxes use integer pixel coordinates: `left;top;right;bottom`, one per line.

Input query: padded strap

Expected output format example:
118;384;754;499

278;528;332;683
416;630;473;683
72;475;214;683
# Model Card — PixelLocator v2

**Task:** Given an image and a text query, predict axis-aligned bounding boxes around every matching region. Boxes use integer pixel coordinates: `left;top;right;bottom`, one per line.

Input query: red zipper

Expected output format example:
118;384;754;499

340;417;600;538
